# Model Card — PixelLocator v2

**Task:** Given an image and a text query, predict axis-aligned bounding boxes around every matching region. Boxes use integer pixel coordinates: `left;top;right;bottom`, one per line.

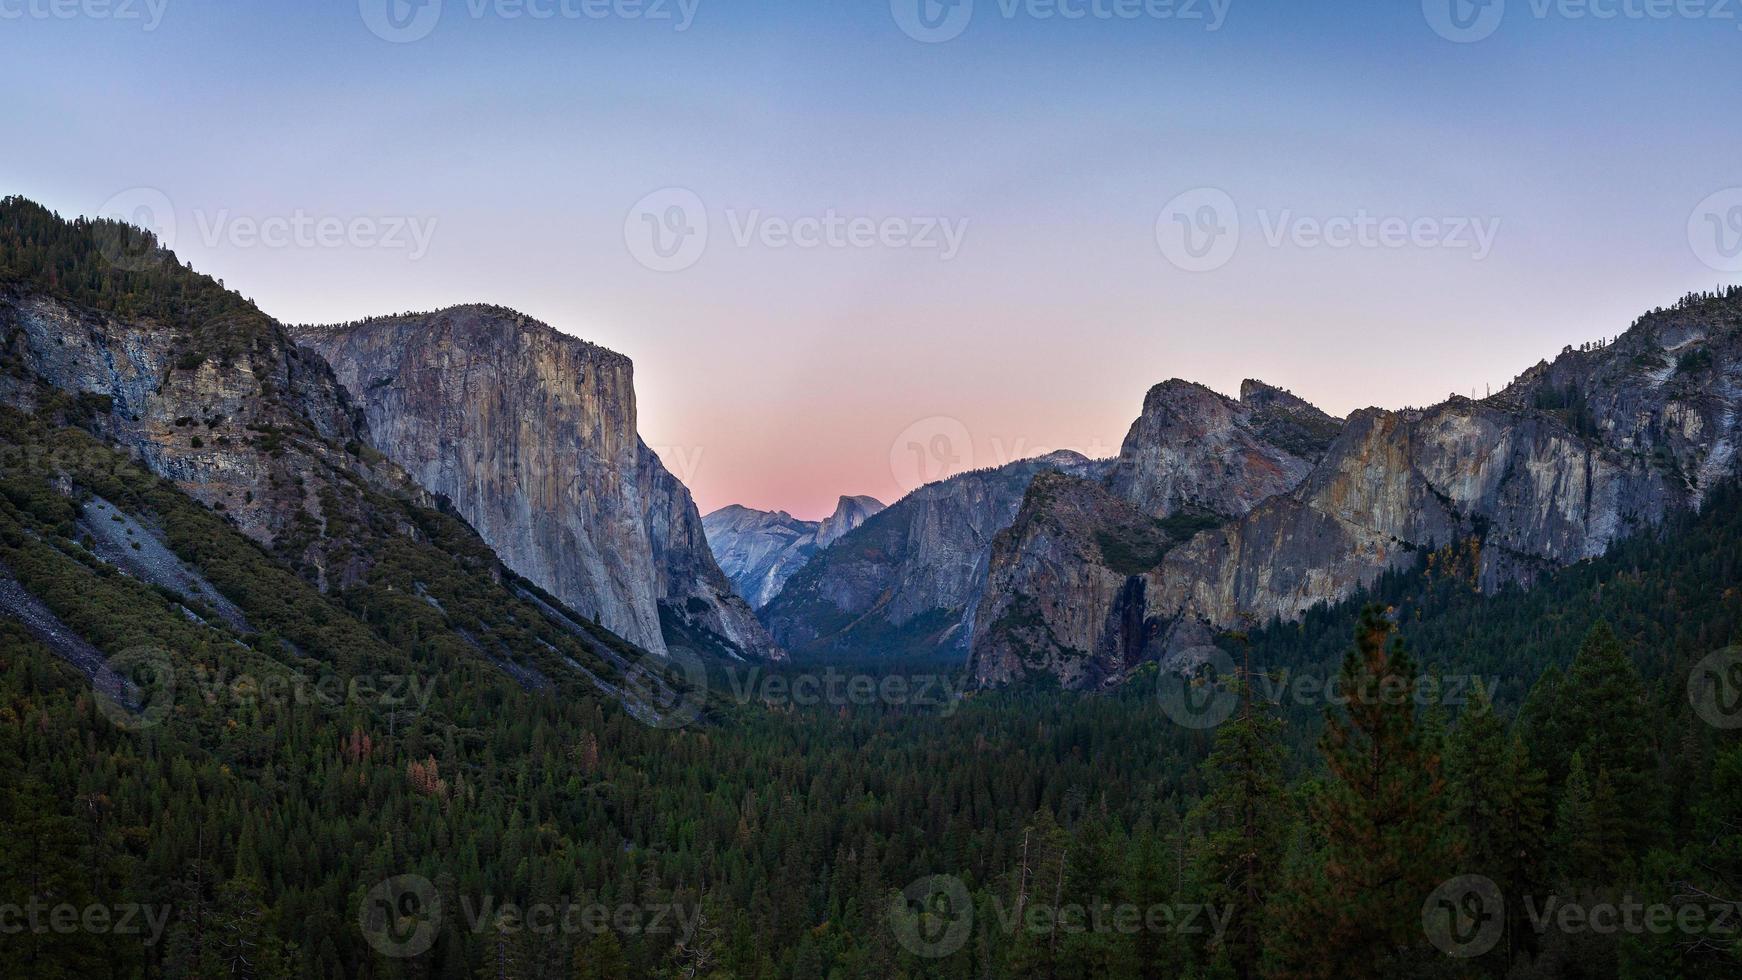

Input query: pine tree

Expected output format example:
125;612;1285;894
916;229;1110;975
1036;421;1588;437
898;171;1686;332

573;931;627;980
1271;606;1454;979
1554;622;1656;857
1446;689;1507;874
1190;667;1288;980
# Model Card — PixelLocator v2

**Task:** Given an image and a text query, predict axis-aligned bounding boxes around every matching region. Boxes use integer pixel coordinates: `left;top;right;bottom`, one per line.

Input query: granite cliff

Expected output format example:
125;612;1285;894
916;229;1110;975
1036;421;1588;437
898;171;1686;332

703;495;884;608
294;306;780;661
760;451;1109;659
967;293;1742;688
0;197;693;716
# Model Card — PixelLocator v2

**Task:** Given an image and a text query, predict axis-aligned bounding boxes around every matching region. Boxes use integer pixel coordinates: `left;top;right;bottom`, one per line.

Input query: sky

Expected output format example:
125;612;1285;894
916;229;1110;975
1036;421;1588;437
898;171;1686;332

3;0;1740;519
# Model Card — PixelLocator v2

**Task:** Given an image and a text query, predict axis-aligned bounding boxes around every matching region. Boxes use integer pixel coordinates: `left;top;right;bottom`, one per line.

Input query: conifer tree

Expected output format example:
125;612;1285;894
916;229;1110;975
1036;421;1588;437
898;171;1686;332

1191;665;1288;980
1272;606;1453;979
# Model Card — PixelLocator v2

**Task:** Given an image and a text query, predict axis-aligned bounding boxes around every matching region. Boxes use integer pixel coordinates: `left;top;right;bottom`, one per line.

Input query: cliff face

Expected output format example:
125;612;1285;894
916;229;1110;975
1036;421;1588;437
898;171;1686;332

761;451;1108;659
0;290;404;588
1106;379;1339;520
968;296;1742;689
966;380;1335;687
969;472;1190;688
703;495;885;608
294;306;780;661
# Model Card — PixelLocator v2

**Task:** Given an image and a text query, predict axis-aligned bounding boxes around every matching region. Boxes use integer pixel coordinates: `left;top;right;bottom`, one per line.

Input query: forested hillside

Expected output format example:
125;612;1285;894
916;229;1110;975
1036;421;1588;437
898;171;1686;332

3;401;1739;977
1;199;1738;978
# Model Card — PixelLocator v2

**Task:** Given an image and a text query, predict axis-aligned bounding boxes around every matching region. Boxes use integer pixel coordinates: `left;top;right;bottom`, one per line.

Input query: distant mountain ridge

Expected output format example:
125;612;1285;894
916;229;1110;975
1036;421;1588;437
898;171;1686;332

703;495;884;608
759;450;1112;660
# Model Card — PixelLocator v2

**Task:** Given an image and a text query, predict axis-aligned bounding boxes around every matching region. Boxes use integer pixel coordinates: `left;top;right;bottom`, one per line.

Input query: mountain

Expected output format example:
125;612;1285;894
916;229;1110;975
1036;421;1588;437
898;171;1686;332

703;495;884;608
0;196;696;718
970;379;1339;687
968;293;1742;688
293;306;781;662
1106;378;1341;520
760;450;1109;659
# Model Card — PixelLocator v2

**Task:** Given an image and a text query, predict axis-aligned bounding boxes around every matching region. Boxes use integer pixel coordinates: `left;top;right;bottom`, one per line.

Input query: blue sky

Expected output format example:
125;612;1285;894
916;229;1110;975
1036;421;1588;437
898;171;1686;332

3;0;1740;516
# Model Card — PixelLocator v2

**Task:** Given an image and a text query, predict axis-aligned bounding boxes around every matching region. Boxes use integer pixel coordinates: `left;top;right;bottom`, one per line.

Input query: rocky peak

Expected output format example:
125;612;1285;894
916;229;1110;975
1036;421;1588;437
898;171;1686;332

1107;379;1323;520
761;453;1113;659
815;495;886;548
294;305;781;661
704;495;885;609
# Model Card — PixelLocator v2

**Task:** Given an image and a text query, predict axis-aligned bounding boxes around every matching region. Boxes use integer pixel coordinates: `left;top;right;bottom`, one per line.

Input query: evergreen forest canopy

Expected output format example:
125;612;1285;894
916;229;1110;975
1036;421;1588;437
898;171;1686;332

0;197;1739;978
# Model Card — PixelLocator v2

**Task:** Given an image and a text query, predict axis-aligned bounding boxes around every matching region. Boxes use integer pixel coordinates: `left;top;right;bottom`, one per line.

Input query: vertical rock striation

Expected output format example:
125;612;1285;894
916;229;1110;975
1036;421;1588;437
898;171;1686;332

703;495;885;609
968;294;1742;688
761;451;1109;659
293;305;780;661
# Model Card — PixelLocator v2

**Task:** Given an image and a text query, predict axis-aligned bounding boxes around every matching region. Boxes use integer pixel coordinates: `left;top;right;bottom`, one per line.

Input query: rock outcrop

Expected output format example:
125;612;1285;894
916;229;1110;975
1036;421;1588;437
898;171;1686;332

0;289;404;588
294;306;781;661
761;451;1109;659
968;293;1742;689
967;380;1336;687
703;495;885;608
1106;378;1339;520
969;471;1194;688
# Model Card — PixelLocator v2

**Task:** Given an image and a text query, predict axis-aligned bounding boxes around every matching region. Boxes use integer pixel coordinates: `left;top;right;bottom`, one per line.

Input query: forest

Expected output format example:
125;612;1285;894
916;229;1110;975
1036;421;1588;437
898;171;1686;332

1;195;1740;978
